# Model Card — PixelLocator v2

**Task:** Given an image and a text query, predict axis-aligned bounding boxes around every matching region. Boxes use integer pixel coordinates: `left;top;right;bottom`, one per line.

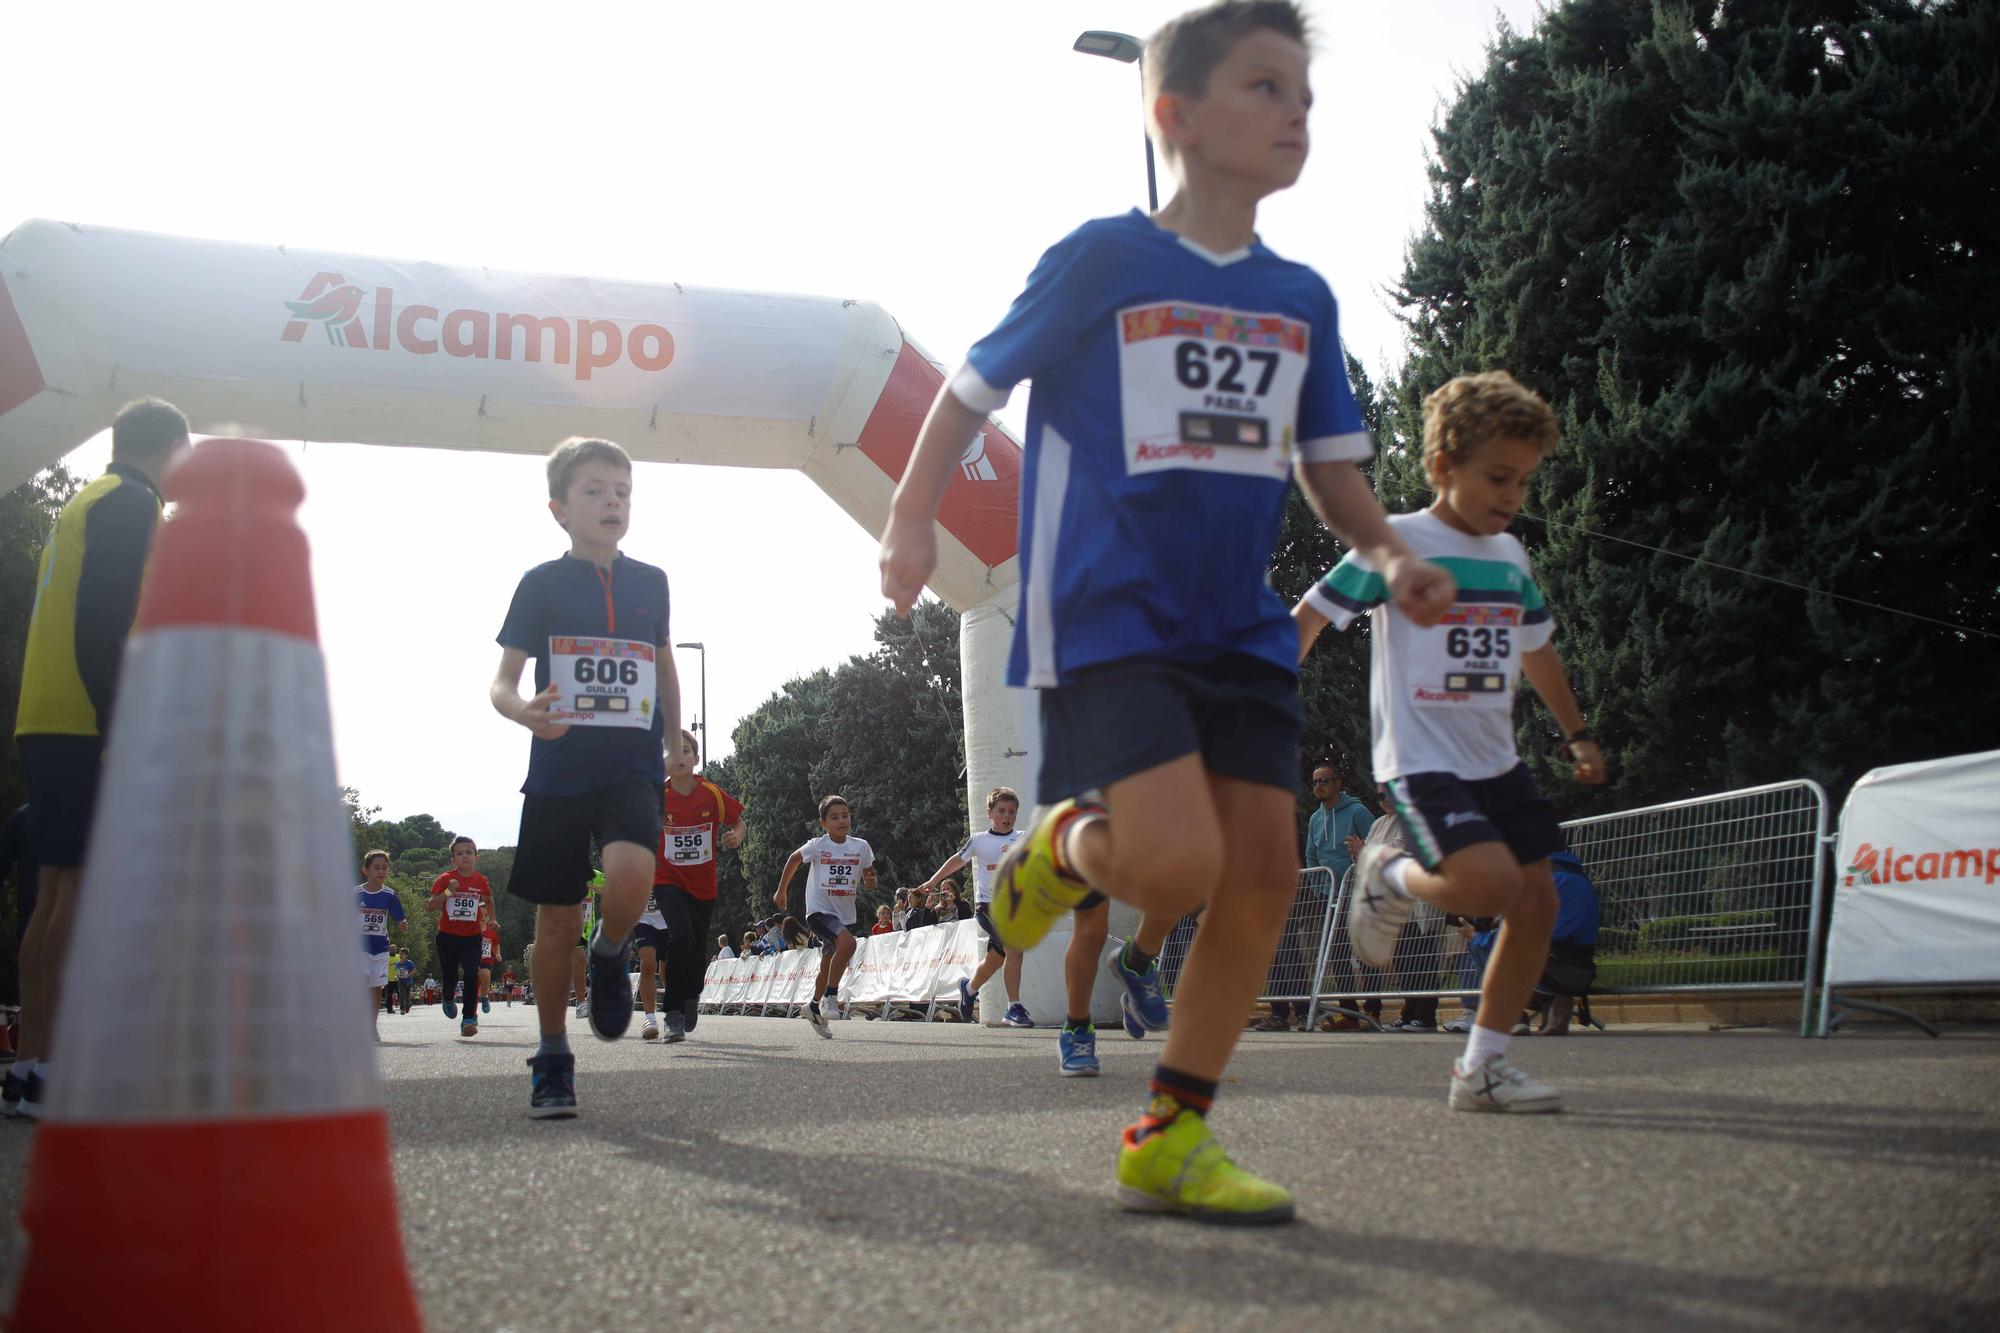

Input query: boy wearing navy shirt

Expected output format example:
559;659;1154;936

880;0;1453;1222
493;436;681;1118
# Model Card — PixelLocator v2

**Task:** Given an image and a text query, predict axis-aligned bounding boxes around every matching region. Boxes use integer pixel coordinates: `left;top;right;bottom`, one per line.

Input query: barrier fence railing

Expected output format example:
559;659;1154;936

700;919;985;1021
1162;780;1832;1036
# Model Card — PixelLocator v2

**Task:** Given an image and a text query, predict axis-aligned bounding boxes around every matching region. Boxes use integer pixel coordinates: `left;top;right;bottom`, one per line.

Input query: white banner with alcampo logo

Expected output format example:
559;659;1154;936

1823;748;2000;987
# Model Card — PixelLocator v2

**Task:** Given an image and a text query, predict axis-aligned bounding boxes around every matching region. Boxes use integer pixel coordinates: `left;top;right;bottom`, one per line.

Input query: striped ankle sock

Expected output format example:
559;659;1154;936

1133;1066;1219;1142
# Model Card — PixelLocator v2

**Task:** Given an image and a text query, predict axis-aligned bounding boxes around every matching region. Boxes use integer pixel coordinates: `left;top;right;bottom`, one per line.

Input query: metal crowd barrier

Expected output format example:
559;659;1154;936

1160;780;1832;1036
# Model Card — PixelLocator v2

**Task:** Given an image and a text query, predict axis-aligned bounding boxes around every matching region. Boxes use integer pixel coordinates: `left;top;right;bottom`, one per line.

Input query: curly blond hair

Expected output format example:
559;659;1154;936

1421;371;1560;477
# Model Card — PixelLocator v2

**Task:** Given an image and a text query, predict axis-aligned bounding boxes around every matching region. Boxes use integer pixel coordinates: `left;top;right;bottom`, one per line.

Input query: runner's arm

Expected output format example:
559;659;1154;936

1294;460;1455;627
880;389;987;615
1292;598;1331;664
490;646;569;740
772;850;803;910
921;852;969;890
657;641;682;767
1520;643;1605;785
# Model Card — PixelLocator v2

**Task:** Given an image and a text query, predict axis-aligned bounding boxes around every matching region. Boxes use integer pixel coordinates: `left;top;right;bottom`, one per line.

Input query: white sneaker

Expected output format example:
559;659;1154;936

805;1004;832;1039
641;1013;660;1041
1440;1015;1473;1034
1449;1055;1562;1113
1350;844;1417;969
574;1000;589;1020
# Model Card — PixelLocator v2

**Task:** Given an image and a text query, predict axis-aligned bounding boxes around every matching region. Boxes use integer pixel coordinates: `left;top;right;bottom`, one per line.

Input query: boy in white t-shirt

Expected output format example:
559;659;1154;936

919;786;1030;1025
1296;371;1605;1113
773;794;877;1038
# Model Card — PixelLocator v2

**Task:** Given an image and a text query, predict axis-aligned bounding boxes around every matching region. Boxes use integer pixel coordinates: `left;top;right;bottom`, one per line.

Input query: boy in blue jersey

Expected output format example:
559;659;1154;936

492;437;681;1118
880;0;1453;1222
356;849;407;1041
1294;371;1605;1112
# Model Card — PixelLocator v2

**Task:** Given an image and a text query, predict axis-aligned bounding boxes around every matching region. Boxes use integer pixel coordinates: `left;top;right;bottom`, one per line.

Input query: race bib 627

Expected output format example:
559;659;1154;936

1117;302;1309;480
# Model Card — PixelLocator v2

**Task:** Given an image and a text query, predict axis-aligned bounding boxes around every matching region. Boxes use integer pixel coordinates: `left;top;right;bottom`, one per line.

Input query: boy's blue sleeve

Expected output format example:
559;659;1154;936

953;225;1106;414
1295;281;1372;465
390;896;406;923
497;571;542;654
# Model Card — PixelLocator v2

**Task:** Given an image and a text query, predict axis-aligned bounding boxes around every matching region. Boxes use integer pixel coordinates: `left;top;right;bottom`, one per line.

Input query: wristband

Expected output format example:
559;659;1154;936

1559;728;1596;762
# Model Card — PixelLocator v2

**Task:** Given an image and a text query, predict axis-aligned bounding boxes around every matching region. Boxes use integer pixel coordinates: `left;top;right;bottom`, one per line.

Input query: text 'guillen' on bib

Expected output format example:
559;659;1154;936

1118;301;1309;481
549;636;658;729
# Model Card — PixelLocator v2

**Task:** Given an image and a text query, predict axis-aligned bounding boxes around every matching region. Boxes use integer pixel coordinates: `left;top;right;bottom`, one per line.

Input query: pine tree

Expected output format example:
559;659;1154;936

1388;0;1999;809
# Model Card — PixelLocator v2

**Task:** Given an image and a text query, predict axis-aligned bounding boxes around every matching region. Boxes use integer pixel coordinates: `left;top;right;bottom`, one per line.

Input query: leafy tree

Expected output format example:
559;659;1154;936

713;601;968;935
1384;0;1999;809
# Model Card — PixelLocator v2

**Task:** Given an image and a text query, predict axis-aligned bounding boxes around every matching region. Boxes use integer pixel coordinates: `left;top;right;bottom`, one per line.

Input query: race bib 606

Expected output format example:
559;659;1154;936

1118;302;1309;480
549;637;657;729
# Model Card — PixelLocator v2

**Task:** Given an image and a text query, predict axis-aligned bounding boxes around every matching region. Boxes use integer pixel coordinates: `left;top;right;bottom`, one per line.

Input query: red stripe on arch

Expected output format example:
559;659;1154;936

854;341;1020;569
0;275;46;419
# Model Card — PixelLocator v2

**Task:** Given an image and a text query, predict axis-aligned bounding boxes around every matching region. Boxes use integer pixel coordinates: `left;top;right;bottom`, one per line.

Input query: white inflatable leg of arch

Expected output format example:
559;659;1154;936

960;587;1132;1028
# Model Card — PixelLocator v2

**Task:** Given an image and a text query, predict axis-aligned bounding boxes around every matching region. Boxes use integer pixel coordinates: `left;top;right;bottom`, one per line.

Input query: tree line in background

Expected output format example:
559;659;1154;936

4;1;1994;997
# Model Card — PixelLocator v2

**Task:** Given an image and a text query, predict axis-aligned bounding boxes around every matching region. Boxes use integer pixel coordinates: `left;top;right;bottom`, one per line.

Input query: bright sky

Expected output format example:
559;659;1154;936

3;0;1538;846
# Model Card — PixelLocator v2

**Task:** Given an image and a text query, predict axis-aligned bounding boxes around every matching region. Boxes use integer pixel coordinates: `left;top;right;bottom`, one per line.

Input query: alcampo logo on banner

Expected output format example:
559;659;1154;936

1844;841;2000;887
280;271;674;381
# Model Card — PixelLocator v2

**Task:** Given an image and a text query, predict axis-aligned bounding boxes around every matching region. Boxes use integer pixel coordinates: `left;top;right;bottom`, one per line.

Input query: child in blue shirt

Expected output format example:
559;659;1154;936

356;849;406;1040
879;0;1452;1222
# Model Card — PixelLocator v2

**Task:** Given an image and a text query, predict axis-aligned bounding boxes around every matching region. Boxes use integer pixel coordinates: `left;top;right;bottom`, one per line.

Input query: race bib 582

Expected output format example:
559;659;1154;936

1117;302;1309;480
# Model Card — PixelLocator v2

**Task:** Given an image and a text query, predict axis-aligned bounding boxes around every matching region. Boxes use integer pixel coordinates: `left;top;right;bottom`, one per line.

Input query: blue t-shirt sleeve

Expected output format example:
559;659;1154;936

497;569;544;655
389;895;406;923
1295;281;1371;465
956;225;1107;414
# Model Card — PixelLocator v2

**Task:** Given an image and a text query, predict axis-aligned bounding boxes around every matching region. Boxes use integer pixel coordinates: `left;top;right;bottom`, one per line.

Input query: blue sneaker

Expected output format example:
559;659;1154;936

1106;944;1170;1034
481;997;491;1014
585;926;634;1041
1003;1003;1035;1028
958;978;975;1024
526;1053;577;1119
442;999;457;1020
1120;993;1147;1041
1058;1025;1099;1077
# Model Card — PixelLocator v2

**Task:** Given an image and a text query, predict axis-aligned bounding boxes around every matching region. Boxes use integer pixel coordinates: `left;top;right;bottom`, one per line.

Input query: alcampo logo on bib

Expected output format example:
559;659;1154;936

1844;840;2000;887
280;271;674;381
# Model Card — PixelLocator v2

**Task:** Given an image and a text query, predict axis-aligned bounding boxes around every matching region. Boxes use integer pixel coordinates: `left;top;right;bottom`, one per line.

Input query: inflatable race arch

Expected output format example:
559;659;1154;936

0;219;1036;819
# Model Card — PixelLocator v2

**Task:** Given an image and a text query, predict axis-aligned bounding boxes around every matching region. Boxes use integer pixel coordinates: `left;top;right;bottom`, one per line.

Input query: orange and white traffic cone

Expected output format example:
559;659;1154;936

9;439;421;1331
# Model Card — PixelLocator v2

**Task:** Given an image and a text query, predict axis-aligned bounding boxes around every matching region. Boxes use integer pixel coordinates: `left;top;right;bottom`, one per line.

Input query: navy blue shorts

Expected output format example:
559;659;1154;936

18;735;103;868
974;903;1005;957
1038;653;1301;801
1385;765;1563;870
806;912;851;948
632;921;668;955
509;779;663;906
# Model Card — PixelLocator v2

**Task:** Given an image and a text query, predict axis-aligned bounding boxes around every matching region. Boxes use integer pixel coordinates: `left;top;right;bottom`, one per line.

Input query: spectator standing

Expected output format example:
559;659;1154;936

903;893;937;932
715;935;735;960
8;399;189;1119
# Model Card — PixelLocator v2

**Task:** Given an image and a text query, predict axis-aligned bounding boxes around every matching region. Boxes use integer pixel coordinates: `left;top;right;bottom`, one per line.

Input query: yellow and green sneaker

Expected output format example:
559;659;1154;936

988;798;1097;954
1115;1110;1296;1225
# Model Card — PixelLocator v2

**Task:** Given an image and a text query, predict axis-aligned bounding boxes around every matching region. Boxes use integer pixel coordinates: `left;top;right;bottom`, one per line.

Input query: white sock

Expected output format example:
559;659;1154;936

1385;854;1418;897
1461;1024;1510;1070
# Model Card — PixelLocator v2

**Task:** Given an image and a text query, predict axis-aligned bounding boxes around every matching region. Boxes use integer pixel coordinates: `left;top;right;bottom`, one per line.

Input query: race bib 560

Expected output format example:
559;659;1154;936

1117;302;1309;480
549;637;657;729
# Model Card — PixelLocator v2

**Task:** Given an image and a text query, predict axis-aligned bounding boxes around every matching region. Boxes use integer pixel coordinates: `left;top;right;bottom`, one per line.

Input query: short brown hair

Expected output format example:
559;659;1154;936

111;398;189;461
986;786;1019;810
1144;1;1311;165
546;436;631;502
450;835;477;853
1421;371;1561;475
362;849;390;870
673;727;701;762
817;794;850;820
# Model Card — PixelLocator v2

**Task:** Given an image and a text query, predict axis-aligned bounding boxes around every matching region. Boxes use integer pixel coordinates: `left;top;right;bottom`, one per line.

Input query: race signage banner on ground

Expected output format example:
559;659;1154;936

1823;748;2000;988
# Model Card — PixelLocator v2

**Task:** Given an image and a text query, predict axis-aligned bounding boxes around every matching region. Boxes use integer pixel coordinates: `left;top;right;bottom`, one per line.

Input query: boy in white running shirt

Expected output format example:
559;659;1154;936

773;794;877;1037
1295;371;1605;1112
919;787;1030;1025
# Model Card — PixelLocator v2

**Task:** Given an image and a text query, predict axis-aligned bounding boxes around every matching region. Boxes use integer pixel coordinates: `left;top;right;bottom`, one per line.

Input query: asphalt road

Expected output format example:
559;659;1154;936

5;1004;1997;1331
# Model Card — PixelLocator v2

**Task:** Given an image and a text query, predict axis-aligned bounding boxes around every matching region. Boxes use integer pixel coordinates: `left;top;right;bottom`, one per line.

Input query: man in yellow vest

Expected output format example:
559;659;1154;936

2;399;189;1120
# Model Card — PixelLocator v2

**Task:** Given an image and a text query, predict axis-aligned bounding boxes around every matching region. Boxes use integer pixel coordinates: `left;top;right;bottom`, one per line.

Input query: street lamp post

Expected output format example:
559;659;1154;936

674;641;706;761
1073;30;1158;213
